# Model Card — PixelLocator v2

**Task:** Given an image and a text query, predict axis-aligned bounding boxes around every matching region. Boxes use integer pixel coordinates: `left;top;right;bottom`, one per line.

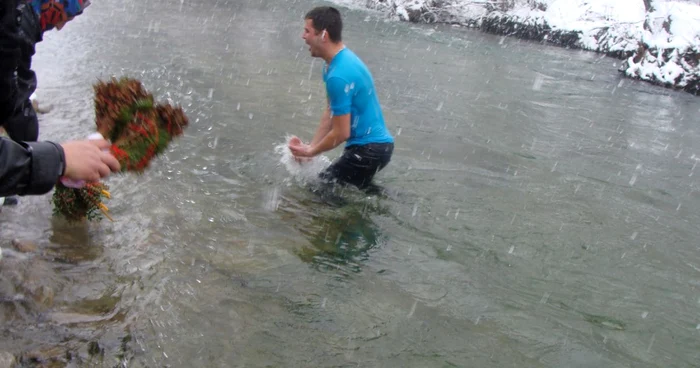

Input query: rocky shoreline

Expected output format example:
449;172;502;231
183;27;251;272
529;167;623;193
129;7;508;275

360;0;699;96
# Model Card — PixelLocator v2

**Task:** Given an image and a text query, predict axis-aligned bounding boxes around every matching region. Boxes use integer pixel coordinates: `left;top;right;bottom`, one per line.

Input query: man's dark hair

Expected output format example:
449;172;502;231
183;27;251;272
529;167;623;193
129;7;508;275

304;6;342;42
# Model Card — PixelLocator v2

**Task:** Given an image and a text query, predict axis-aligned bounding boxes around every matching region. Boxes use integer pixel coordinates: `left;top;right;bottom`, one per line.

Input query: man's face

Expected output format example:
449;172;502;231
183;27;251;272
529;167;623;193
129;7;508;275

302;19;323;58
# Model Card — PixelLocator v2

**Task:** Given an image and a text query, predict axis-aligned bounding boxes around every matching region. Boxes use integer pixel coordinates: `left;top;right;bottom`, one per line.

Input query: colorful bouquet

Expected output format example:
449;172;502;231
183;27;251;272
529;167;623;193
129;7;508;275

52;77;189;222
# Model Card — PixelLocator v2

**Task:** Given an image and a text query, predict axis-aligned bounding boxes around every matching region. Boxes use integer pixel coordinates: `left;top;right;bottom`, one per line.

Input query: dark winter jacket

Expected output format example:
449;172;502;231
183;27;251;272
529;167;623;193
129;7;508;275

1;0;65;197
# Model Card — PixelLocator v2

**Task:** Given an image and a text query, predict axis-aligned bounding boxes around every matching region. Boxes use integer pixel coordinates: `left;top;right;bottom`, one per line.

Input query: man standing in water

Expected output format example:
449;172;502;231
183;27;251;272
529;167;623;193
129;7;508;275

289;6;394;194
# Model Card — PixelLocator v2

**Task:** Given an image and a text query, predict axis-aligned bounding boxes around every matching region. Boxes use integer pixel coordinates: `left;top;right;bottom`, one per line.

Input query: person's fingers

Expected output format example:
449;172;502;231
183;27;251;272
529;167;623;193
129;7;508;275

61;140;120;181
86;169;100;182
89;139;112;150
97;163;111;178
101;151;121;172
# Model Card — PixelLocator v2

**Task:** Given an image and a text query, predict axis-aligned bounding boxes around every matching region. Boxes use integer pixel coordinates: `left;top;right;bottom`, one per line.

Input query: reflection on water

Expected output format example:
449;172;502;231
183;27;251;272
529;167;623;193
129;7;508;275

295;200;389;274
0;0;699;366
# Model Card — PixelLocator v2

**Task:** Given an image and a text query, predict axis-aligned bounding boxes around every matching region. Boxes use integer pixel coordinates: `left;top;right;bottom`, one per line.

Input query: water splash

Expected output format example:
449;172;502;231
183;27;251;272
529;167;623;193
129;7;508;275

629;174;637;186
407;300;418;318
532;74;544;90
274;135;331;184
263;187;280;212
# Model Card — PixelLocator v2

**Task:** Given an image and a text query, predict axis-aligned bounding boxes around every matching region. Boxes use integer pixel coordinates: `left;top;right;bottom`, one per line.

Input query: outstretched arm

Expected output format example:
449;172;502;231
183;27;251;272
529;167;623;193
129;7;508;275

0;138;121;197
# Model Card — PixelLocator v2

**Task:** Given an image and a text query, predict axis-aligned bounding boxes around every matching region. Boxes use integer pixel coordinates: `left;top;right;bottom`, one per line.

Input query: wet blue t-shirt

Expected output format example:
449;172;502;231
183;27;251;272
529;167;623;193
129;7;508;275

323;48;394;147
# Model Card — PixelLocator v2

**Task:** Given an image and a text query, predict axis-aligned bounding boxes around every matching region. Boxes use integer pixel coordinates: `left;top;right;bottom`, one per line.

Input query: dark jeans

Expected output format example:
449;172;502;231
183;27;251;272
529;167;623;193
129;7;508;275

319;142;394;192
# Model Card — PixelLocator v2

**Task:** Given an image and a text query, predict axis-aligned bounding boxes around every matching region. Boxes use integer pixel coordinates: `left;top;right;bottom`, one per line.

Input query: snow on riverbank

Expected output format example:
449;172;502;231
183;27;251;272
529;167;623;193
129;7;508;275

337;0;700;95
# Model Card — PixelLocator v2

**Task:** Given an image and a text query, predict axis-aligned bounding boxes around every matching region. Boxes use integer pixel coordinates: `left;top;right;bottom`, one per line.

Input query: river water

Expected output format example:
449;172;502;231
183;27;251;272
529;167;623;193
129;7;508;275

1;0;699;366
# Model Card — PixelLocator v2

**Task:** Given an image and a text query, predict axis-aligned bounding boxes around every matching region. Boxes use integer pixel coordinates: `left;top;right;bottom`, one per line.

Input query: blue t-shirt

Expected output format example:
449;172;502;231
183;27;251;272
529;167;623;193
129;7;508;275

323;48;394;147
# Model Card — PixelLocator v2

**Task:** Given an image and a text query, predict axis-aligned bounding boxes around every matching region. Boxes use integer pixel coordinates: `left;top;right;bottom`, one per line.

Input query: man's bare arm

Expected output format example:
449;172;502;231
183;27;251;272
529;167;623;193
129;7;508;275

309;113;350;156
310;107;332;146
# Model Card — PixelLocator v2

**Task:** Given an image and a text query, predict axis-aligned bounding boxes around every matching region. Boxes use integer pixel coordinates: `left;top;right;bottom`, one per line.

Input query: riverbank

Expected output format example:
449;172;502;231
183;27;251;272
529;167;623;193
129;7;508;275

348;0;700;95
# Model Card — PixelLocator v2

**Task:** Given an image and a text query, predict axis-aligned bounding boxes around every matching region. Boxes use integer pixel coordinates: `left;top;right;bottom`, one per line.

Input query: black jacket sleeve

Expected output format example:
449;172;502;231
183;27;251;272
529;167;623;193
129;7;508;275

1;0;21;120
1;0;40;142
2;2;64;197
0;138;65;197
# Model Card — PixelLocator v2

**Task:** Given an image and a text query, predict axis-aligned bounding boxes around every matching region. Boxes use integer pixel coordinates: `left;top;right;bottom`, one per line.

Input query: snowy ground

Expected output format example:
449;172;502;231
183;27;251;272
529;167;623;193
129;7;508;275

336;0;700;95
